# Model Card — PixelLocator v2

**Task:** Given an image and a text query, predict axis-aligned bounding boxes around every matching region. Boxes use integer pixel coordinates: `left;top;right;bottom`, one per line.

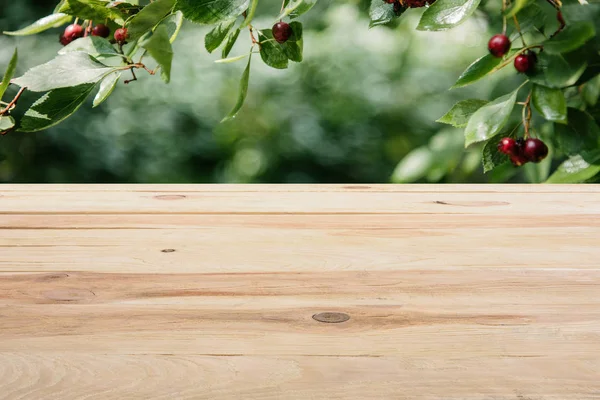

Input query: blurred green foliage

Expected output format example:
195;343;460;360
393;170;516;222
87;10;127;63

0;0;536;183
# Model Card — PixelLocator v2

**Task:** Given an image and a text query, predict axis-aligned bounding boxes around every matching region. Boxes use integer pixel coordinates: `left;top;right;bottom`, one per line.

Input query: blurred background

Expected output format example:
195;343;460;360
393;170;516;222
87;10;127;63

0;0;534;183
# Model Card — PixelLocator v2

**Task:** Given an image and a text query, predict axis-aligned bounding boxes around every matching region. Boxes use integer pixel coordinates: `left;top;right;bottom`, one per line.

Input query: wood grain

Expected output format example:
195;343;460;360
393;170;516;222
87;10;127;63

1;185;599;399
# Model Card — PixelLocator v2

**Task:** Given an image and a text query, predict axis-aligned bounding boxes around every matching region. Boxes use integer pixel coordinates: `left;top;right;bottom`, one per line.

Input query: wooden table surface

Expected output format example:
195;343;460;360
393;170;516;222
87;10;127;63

1;185;600;399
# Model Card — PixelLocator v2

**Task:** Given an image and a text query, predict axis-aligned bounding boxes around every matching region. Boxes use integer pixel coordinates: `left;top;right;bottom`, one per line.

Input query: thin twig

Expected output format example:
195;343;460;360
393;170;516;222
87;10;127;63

0;87;26;116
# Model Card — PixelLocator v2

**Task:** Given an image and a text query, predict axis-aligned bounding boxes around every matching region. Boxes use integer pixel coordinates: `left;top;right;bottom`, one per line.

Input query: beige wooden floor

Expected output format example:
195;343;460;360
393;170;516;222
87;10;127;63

1;185;599;399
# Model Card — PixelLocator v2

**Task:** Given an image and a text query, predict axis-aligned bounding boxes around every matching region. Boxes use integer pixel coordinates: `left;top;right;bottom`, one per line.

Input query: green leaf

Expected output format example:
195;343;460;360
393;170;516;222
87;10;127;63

453;50;518;88
437;99;489;128
58;0;124;24
391;146;433;183
140;25;174;83
222;54;252;122
215;54;249;64
527;52;587;89
369;0;405;28
546;150;600;183
128;0;176;41
277;0;303;20
3;13;72;36
258;31;288;69
160;10;184;43
289;0;318;19
222;28;241;59
582;74;600;106
93;71;121;107
205;20;236;54
282;21;303;62
553;108;600;155
417;0;481;31
12;52;117;92
0;115;16;133
0;49;18;101
59;36;120;58
516;3;545;33
532;84;567;124
504;0;530;18
176;0;249;25
464;88;519;147
18;83;97;132
482;131;514;173
543;22;596;55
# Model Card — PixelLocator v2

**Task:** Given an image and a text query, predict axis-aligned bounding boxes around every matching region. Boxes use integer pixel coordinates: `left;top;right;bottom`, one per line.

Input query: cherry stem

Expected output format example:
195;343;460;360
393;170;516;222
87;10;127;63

0;87;26;116
545;0;566;39
242;11;258;45
513;15;526;47
501;0;508;35
522;91;532;138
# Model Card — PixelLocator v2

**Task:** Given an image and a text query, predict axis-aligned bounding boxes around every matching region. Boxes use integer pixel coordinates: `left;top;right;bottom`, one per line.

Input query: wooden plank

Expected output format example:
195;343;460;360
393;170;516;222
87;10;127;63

1;185;599;399
1;225;599;273
2;185;600;214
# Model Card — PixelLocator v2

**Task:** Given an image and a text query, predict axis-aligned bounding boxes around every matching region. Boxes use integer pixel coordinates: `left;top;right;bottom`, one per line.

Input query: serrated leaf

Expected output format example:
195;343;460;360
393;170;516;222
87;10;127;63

543;22;596;55
128;0;176;41
18;83;97;132
205;20;236;53
553;108;600;155
369;0;405;28
176;0;249;25
482;132;514;173
0;116;16;133
504;0;531;18
59;36;120;58
93;71;121;107
3;13;72;36
222;28;241;59
464;88;519;147
546;150;600;183
58;0;125;24
140;25;173;83
0;49;18;100
453;50;518;88
160;11;184;43
532;84;567;124
12;52;117;92
222;54;251;122
437;99;489;128
258;31;288;69
417;0;481;31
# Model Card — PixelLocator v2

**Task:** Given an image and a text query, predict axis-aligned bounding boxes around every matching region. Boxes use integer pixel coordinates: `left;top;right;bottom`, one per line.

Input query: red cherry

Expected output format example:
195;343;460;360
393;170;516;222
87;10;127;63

514;52;536;73
488;34;511;58
523;138;548;163
497;137;517;155
92;24;110;38
61;24;84;45
114;28;129;44
272;22;292;44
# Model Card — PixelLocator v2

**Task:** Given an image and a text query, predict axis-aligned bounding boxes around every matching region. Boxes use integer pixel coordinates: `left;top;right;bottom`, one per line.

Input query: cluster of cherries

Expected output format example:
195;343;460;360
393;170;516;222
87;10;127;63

488;34;536;73
498;137;548;166
60;23;129;46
